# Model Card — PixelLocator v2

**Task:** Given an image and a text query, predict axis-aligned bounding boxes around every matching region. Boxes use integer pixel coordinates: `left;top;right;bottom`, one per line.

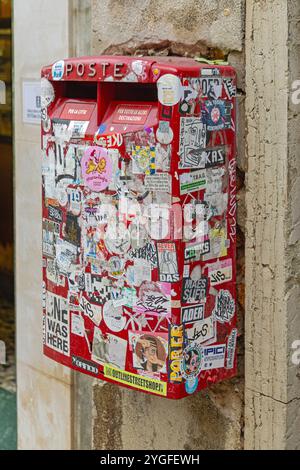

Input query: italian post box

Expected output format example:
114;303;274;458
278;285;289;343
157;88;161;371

41;56;237;399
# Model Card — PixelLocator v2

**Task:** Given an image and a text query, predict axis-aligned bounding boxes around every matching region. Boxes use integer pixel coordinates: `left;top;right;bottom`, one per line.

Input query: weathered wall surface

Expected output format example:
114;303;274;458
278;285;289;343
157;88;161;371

245;0;300;450
90;0;246;450
14;0;73;450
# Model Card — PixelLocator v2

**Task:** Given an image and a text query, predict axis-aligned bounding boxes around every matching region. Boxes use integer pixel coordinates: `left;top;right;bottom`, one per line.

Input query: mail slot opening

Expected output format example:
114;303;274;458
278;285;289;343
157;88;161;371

63;81;97;100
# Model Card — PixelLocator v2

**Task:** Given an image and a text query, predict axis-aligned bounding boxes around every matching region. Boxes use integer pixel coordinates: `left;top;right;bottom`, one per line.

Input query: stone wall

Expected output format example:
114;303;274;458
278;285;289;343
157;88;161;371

90;0;246;450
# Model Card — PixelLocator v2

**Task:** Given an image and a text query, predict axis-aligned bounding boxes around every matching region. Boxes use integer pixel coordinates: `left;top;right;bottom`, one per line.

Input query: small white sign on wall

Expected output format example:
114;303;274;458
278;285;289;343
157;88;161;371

22;80;41;124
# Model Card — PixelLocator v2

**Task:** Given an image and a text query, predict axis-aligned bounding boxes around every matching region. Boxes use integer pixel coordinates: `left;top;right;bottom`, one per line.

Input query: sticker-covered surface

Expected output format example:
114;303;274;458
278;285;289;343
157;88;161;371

42;56;237;399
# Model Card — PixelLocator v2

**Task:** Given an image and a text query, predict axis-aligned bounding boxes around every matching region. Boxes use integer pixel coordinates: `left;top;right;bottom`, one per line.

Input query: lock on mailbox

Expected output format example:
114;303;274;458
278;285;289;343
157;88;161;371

41;56;237;399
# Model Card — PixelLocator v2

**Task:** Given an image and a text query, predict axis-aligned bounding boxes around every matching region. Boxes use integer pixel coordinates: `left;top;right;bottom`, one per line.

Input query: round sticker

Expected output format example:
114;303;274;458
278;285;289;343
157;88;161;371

52;60;65;81
103;300;126;332
81;147;112;192
41;78;55;108
108;256;125;279
181;343;202;379
104;222;131;255
185;376;199;394
157;74;182;106
156;121;174;144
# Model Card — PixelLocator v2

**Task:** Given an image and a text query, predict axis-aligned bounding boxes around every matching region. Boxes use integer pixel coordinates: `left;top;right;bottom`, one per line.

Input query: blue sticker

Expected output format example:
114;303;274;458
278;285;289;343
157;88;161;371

98;124;107;134
202;100;231;131
185;376;199;394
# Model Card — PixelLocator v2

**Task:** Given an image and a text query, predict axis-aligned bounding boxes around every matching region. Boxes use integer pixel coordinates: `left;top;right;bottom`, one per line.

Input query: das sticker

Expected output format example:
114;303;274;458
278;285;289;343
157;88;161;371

52;60;65;81
157;74;182;106
81;146;112;192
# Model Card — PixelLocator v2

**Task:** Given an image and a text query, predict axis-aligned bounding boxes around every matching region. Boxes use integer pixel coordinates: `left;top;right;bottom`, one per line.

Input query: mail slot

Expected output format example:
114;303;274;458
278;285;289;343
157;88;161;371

41;56;237;398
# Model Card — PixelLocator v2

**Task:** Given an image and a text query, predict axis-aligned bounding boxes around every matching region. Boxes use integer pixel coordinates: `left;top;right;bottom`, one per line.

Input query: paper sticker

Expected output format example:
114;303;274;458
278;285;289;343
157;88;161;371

208;259;232;286
156;121;174;144
104;364;167;396
136;281;171;317
81;146;112;192
45;293;70;356
226;328;237;369
184;240;210;261
179;170;206;195
202;344;226;370
223;78;236;99
212;289;235;323
181;304;205;323
181;343;202;379
157;242;179;283
144;173;171;192
68;120;89;139
200;77;222;99
157;74;182;106
179;117;206;169
41;78;55;108
129;331;168;374
103;300;126;332
181;277;208;304
168;324;184;383
92;329;127;370
52;60;65;81
80;295;102;326
71;313;85;337
184;316;215;346
202;100;231;131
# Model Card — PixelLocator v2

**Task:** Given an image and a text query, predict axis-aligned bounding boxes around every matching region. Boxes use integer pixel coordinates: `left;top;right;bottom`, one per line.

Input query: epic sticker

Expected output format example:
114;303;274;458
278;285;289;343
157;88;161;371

81;146;112;192
157;74;182;106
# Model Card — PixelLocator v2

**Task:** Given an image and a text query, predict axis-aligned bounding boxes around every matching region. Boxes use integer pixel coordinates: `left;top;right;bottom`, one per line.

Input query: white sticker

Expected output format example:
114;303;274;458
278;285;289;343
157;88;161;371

202;344;226;370
184;316;215;346
52;60;65;81
156;121;174;144
71;313;85;337
103;300;126;332
157;74;182;106
208;259;232;286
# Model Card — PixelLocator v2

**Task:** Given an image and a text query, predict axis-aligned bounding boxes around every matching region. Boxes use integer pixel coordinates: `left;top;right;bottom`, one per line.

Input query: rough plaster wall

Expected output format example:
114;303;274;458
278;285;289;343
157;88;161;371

245;0;300;450
90;0;246;450
286;0;300;450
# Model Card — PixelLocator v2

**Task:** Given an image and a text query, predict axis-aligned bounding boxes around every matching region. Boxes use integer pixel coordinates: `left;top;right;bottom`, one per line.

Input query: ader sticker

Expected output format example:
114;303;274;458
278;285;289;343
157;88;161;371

81;146;112;192
157;74;182;106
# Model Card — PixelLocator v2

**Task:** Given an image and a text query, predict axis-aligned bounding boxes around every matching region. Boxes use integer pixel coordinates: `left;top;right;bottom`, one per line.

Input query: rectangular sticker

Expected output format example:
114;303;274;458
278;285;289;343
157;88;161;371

157;242;179;283
181;304;205;323
179;117;206;169
45;293;70;357
179;170;206;195
144;173;171;192
168;324;184;383
202;344;226;370
184;316;215;346
226;328;237;369
184;240;210;261
208;259;232;286
181;277;208;304
104;364;167;396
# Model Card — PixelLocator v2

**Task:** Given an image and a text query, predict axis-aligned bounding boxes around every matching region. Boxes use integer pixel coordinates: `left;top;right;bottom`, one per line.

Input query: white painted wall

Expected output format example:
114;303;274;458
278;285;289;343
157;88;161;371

14;0;73;450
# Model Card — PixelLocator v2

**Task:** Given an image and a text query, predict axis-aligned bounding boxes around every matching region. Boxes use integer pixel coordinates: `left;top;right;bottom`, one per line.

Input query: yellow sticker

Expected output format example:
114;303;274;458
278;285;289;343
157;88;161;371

104;364;167;396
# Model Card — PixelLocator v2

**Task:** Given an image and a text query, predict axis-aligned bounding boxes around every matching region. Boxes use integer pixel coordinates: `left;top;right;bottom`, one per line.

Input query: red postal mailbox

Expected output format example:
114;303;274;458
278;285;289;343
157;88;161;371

41;56;237;398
